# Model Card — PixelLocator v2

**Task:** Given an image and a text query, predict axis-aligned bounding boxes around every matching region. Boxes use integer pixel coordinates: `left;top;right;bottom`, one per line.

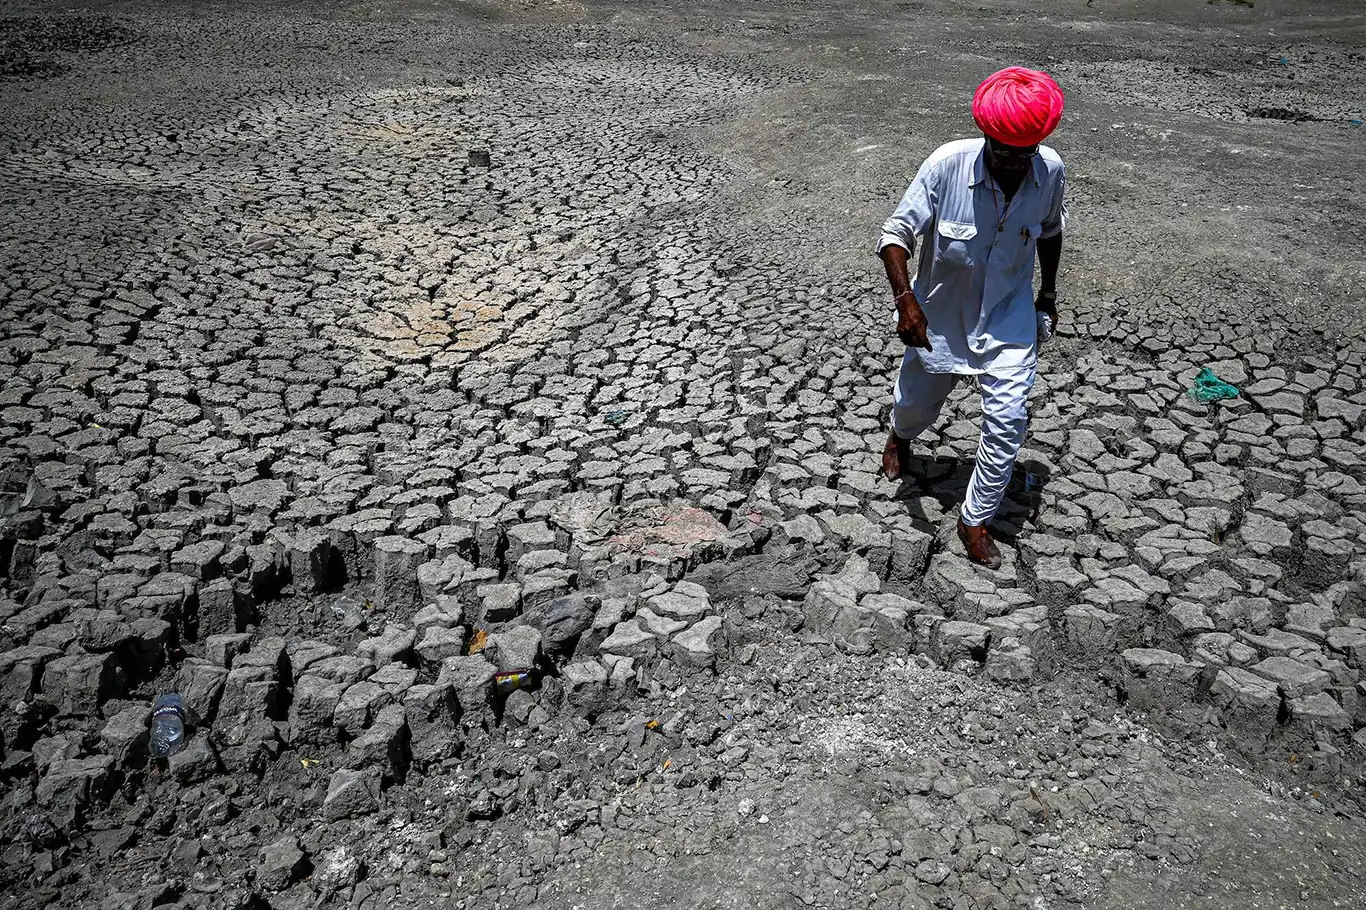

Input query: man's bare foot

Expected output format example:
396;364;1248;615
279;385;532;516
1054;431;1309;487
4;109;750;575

956;517;1002;570
881;431;911;481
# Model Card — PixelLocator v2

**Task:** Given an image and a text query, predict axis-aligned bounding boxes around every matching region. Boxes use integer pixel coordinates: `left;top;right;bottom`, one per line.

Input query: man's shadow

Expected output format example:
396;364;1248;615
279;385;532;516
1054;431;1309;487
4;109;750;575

892;454;1050;544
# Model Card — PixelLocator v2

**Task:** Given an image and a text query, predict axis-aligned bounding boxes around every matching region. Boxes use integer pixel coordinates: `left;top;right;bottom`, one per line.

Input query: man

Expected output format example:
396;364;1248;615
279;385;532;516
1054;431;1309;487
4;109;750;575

877;66;1067;570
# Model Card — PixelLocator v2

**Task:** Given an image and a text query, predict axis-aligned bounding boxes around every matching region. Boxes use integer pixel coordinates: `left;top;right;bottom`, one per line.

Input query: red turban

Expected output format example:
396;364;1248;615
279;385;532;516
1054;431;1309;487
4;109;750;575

972;67;1064;147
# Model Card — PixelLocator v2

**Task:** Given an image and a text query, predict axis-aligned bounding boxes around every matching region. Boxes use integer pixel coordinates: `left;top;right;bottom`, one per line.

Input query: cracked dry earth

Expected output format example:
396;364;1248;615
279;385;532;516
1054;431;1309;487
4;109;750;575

3;0;1366;908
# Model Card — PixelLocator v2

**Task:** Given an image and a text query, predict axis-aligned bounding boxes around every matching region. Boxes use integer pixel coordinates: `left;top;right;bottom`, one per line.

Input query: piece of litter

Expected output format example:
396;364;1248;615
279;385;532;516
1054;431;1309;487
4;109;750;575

468;629;488;654
1187;367;1240;402
494;669;534;695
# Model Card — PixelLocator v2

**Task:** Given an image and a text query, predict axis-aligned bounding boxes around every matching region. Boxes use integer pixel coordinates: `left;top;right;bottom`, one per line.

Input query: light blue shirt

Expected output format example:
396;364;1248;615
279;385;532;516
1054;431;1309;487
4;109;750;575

878;138;1067;375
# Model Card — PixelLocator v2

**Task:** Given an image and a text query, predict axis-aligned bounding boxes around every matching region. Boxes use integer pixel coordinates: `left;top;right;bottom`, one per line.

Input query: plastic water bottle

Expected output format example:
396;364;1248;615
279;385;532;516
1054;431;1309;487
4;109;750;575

1036;311;1054;345
149;694;187;758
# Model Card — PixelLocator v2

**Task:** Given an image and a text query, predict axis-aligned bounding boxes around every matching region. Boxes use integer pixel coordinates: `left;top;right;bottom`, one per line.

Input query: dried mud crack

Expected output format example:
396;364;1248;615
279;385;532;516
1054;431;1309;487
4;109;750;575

2;1;1366;909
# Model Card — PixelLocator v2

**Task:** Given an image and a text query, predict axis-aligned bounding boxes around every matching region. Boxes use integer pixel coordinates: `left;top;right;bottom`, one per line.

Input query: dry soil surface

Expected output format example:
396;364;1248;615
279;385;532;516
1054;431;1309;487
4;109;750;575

2;1;1366;908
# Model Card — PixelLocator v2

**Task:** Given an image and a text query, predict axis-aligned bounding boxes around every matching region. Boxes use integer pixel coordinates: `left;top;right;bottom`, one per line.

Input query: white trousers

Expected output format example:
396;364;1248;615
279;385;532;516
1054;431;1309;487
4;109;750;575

891;352;1035;527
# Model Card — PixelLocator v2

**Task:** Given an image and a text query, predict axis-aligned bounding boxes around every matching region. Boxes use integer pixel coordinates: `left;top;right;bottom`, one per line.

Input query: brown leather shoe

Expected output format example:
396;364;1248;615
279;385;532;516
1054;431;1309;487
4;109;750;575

957;517;1002;570
881;432;911;481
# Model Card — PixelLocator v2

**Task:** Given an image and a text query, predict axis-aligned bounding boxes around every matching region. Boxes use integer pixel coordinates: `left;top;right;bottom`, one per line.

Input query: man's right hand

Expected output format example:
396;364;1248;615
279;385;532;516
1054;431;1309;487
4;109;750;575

896;294;932;350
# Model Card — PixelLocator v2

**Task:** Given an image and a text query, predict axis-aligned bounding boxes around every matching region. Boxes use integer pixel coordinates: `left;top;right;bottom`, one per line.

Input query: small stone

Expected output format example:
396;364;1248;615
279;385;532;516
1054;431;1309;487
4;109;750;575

503;688;537;726
373;536;427;613
206;633;251;669
636;607;687;639
1248;656;1333;698
1287;693;1352;733
168;735;222;784
346;704;409;779
782;514;825;545
333;681;393;735
437;655;496;713
476;582;523;623
256;836;307;891
1120;648;1201;710
36;756;114;825
670;615;724;669
323;768;381;820
313;845;363;892
404;683;460;766
41;651;124;716
648;581;712;622
931;621;990;667
356;625;417;665
888;527;933;586
984;638;1034;684
600;619;658;660
516;593;594;656
1208;667;1280;745
561;660;609;717
415;626;466;666
99;706;149;767
197;578;239;637
484;626;543;672
288;531;333;594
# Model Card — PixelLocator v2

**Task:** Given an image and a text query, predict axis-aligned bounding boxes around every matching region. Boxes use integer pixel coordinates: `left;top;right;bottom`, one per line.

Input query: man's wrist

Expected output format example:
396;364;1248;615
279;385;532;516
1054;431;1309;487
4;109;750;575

1037;288;1057;299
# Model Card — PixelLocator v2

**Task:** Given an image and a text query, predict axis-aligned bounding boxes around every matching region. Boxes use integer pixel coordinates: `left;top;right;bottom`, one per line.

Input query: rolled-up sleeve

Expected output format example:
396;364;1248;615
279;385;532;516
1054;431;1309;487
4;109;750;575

877;157;938;255
1040;165;1067;239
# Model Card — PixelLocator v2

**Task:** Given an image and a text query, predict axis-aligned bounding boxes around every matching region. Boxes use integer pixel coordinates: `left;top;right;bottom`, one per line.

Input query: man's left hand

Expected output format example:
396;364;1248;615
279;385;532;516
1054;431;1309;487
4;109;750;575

1035;289;1058;345
1034;289;1058;322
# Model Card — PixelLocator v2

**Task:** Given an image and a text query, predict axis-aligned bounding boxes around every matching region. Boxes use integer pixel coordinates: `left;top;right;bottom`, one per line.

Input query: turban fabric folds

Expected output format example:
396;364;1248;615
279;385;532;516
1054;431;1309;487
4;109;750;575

972;67;1064;147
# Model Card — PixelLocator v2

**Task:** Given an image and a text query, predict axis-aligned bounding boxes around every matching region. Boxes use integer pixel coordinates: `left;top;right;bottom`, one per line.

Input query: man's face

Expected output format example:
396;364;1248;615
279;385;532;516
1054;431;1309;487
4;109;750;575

986;136;1038;175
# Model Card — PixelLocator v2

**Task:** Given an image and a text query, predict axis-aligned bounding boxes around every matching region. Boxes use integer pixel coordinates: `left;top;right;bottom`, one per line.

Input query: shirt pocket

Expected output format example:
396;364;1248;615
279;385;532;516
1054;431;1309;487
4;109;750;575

1005;221;1043;277
934;220;978;268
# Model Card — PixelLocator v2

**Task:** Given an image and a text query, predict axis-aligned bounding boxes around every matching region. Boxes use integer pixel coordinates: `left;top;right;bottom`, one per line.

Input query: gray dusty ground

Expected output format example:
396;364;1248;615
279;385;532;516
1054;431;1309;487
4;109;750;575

2;1;1366;908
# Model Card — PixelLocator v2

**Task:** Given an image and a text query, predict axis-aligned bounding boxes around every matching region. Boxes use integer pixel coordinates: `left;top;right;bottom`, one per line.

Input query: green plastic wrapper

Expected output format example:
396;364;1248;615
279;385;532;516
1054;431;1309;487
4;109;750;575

1187;367;1239;402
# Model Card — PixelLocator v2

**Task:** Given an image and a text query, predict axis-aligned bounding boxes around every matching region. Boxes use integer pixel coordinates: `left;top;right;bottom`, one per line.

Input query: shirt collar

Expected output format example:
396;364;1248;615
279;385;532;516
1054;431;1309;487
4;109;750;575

971;145;989;187
972;142;1044;189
